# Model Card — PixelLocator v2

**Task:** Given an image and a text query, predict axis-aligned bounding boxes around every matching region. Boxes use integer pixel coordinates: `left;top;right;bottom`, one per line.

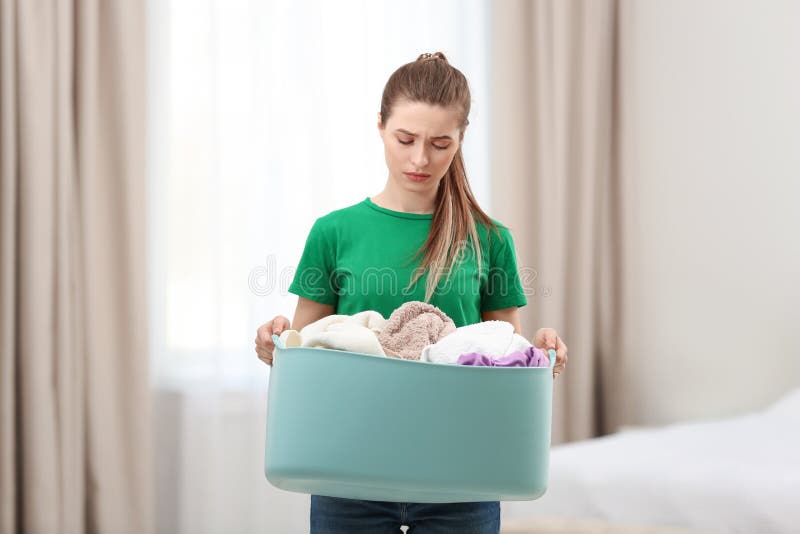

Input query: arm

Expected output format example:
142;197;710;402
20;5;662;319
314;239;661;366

481;307;522;335
291;296;336;332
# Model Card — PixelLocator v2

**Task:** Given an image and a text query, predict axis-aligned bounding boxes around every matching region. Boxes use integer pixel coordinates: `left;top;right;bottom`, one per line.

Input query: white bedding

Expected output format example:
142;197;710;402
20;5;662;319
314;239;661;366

502;389;800;534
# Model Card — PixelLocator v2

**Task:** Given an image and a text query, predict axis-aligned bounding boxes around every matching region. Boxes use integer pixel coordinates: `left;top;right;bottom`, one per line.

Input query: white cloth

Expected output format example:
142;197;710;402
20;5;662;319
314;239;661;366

296;310;388;356
278;329;302;348
299;310;387;337
420;320;532;364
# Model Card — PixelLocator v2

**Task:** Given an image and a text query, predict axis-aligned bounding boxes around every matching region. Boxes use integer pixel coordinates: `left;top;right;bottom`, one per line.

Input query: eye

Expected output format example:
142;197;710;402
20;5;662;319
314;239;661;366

397;139;451;150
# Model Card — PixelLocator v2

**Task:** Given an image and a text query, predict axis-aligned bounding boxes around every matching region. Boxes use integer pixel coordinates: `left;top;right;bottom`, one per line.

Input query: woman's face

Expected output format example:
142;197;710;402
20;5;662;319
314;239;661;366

378;100;464;195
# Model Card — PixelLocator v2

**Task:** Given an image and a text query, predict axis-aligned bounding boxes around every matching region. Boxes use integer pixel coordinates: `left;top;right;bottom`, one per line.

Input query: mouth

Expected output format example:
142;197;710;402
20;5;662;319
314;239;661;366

404;172;431;182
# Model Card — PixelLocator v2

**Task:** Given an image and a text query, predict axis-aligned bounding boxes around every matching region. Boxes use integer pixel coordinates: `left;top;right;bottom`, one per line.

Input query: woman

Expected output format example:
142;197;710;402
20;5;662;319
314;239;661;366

255;52;568;534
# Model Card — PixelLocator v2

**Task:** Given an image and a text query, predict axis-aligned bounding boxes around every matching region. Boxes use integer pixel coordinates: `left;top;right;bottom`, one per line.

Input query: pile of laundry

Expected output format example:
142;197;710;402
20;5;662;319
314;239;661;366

277;301;549;367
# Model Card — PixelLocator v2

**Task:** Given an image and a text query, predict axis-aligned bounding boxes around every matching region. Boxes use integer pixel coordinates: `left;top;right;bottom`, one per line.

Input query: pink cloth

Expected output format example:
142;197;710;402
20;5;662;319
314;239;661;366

457;345;549;367
378;301;457;360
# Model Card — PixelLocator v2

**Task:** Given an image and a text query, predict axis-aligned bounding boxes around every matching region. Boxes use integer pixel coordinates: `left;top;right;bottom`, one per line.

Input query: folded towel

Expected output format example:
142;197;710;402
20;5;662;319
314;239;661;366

420;320;532;364
378;301;457;360
296;310;388;356
457;345;549;367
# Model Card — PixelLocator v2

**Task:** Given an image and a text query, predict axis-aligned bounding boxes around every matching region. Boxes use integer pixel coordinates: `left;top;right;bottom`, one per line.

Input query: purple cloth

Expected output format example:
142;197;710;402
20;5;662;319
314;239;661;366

457;345;549;367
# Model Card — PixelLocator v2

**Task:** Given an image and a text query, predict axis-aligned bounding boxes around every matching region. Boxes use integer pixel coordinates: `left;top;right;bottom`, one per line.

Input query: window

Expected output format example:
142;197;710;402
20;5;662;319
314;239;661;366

148;0;492;390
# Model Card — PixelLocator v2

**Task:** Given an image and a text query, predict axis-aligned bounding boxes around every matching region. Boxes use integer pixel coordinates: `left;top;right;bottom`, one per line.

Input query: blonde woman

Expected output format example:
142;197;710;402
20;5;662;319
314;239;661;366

255;52;568;534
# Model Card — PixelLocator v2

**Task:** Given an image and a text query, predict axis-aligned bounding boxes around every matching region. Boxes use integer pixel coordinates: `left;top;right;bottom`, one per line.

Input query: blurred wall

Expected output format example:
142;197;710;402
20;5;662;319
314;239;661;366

614;0;800;428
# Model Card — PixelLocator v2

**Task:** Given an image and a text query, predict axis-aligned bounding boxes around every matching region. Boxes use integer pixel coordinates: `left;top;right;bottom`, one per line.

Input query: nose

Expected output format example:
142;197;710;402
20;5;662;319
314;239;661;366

410;143;429;169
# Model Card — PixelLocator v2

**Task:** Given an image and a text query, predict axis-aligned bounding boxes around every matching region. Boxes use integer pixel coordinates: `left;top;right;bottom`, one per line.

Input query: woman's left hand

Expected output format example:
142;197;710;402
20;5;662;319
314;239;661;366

533;328;568;379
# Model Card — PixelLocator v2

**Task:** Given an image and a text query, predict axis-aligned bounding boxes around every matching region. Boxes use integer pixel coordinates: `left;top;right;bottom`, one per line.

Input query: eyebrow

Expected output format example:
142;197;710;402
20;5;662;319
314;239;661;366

394;129;453;141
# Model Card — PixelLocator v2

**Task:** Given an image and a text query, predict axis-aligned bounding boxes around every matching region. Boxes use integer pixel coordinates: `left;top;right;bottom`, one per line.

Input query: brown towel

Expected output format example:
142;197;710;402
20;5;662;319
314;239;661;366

378;301;457;360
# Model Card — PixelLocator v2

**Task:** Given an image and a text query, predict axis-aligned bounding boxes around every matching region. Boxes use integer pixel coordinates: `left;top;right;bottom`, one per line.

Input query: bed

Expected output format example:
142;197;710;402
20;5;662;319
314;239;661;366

500;388;800;534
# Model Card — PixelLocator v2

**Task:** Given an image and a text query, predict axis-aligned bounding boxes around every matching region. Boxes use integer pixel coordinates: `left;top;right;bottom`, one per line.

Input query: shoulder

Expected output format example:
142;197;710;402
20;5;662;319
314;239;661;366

310;199;369;233
475;216;515;243
472;217;519;267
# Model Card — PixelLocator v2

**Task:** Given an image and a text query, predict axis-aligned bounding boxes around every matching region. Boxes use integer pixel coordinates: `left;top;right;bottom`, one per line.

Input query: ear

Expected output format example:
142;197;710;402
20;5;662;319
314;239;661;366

377;112;383;130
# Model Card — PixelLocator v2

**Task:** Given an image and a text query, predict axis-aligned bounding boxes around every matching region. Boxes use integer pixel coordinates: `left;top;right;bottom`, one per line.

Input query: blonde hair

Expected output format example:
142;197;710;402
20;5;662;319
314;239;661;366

380;52;500;302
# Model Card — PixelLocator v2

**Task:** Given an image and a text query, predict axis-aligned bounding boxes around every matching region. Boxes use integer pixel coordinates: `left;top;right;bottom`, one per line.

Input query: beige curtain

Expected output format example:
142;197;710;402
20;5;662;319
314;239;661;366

0;1;151;533
491;0;623;443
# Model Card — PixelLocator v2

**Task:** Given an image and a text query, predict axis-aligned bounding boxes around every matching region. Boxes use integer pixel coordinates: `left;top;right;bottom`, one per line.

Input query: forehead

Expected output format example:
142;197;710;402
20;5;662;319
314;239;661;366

386;100;461;135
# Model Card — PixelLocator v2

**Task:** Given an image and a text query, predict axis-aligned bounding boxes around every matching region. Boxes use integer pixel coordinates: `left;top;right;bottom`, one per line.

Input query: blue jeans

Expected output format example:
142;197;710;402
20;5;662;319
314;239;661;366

310;495;500;533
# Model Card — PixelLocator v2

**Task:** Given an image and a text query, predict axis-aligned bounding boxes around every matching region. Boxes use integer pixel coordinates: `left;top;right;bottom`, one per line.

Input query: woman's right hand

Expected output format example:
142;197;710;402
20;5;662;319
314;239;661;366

255;315;291;366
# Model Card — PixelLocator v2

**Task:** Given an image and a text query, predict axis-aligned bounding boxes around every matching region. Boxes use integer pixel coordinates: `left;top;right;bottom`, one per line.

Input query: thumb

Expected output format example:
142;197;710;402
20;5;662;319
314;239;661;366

273;316;288;335
536;328;557;350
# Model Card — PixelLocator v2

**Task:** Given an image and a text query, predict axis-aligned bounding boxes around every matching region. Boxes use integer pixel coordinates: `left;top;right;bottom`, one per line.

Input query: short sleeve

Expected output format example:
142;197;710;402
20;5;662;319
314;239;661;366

288;218;338;306
480;224;528;312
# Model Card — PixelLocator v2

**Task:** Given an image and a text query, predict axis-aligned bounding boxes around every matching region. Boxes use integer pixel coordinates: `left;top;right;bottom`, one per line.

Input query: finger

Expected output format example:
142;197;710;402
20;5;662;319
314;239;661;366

273;316;290;335
257;323;274;345
255;344;273;360
553;346;567;373
534;328;556;350
255;334;275;351
543;329;558;350
556;337;567;363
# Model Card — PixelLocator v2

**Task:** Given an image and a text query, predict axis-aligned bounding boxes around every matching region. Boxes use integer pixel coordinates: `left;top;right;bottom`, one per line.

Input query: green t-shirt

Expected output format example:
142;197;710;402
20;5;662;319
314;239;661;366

288;197;527;327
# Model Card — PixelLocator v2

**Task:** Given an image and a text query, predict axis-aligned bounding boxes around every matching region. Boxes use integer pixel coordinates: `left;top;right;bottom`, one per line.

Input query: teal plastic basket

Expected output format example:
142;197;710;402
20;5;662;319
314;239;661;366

265;333;556;503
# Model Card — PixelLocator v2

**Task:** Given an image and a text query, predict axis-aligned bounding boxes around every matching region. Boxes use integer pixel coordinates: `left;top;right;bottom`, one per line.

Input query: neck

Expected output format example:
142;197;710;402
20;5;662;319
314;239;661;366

372;178;438;214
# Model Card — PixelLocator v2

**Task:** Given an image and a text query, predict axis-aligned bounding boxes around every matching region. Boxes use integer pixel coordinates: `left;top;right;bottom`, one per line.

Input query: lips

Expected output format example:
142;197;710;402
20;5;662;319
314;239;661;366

404;172;431;178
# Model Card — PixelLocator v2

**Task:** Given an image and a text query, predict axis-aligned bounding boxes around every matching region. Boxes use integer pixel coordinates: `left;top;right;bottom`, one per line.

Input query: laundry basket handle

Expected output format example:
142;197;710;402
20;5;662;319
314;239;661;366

547;349;557;368
271;334;284;350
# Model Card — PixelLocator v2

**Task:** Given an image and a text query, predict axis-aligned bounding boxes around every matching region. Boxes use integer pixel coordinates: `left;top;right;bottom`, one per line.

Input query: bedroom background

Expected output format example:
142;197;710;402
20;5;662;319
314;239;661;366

1;0;797;533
